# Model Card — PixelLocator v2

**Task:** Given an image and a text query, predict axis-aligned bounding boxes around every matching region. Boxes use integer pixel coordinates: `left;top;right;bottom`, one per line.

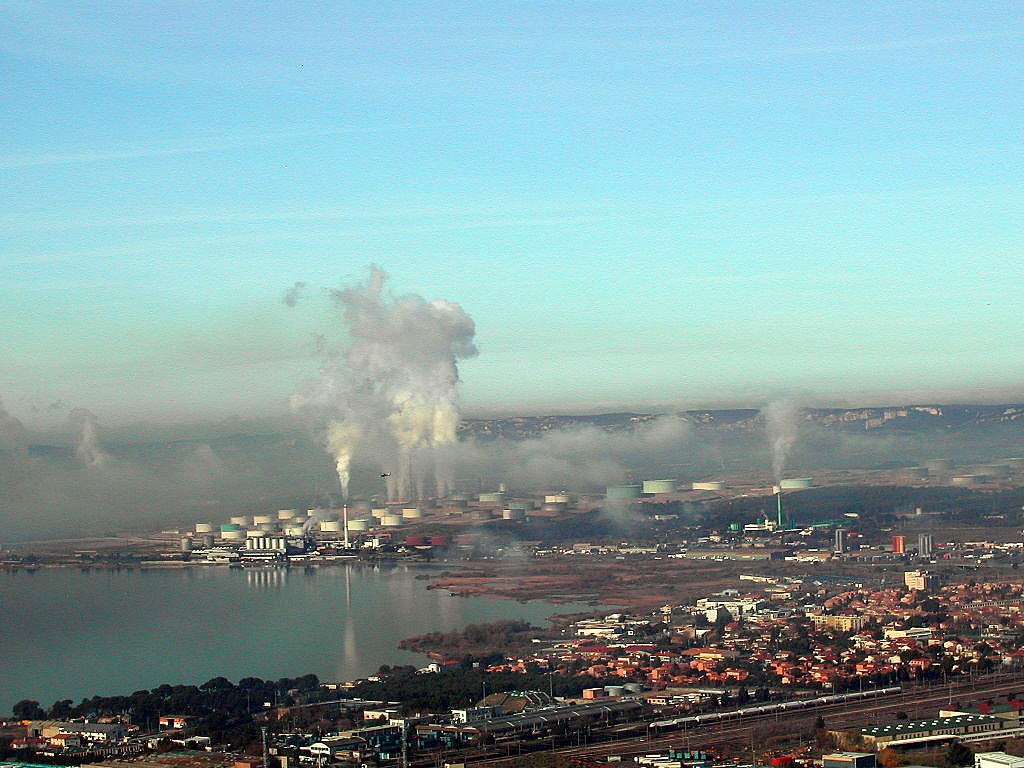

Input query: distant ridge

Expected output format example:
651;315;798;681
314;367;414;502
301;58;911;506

459;404;1024;440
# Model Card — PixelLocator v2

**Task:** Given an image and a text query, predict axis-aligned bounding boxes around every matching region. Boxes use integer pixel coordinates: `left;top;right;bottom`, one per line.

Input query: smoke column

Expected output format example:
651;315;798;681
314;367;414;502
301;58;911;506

69;408;111;468
291;266;477;501
326;422;361;501
0;396;29;458
762;399;801;482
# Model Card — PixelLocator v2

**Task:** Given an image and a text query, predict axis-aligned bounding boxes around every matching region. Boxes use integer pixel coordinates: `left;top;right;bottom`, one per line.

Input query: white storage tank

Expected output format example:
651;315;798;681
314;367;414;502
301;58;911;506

230;516;250;527
503;509;526;521
195;522;214;533
541;502;567;513
320;520;342;533
381;515;403;527
901;467;929;479
780;478;813;489
951;474;984;486
277;509;297;520
401;507;423;519
284;525;306;537
692;480;726;491
222;529;244;541
545;493;571;504
347;518;370;532
606;484;642;500
479;491;506;503
642;479;677;495
246;529;264;538
371;507;388;519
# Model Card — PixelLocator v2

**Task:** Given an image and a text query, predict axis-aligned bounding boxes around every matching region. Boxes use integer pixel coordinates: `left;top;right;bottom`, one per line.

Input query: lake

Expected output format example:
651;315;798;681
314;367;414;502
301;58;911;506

0;564;594;715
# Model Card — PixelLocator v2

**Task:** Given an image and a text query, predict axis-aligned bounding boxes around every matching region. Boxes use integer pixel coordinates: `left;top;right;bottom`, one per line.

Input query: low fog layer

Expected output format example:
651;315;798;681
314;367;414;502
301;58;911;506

0;395;1020;542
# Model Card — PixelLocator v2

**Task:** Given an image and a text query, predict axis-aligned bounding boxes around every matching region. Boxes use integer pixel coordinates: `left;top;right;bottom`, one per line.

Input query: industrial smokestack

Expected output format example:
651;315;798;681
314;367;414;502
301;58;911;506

290;266;477;503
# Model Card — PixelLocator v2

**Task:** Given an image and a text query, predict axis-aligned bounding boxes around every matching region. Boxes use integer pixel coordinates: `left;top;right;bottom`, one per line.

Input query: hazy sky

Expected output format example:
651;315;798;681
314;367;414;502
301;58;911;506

3;2;1023;426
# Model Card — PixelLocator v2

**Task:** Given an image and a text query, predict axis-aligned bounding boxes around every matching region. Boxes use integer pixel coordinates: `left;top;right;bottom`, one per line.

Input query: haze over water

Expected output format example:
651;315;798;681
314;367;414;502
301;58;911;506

0;565;595;715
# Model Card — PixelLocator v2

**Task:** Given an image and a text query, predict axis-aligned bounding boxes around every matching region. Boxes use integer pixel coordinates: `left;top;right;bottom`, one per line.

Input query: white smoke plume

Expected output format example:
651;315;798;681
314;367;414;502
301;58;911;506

69;408;111;468
0;396;29;458
291;266;477;501
435;414;693;493
283;281;307;307
762;399;802;482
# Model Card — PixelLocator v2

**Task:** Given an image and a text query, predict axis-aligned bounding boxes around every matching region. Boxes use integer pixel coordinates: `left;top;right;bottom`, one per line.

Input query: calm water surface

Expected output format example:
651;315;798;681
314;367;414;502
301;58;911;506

0;565;594;714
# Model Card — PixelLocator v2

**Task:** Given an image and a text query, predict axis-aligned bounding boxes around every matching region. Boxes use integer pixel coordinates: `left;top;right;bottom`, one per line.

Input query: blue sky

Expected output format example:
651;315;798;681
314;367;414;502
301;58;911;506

2;2;1022;425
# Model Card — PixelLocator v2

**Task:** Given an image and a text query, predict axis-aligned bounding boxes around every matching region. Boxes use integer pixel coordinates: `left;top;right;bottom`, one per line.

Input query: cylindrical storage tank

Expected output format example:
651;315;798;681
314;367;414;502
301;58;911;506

642;479;677;495
951;474;984;486
222;530;244;541
606;484;642;500
307;508;327;521
604;685;626;697
780;478;813;490
901;467;929;479
258;521;277;532
371;507;388;519
402;507;423;519
246;529;264;538
253;515;273;525
545;493;571;504
692;480;726;491
405;535;427;547
352;501;372;514
978;464;1009;477
277;509;297;521
195;522;214;533
320;520;342;533
478;491;505;503
284;525;306;537
503;509;526;521
430;535;450;547
541;502;568;513
181;536;193;553
381;515;403;527
230;516;250;527
347;518;369;532
219;523;241;533
508;500;534;511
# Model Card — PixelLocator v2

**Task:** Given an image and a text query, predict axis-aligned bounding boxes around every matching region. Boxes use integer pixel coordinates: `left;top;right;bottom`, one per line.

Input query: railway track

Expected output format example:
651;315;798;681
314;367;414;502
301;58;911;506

466;672;1024;766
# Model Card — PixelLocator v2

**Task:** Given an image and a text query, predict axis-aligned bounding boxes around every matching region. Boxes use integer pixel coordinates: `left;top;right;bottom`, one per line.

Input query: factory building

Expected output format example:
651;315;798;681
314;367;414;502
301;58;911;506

844;714;1006;749
823;754;876;768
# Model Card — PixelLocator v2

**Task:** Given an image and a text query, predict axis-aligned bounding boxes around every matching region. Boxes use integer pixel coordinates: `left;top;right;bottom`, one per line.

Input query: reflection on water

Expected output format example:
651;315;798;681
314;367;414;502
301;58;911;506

0;565;594;715
245;567;288;590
